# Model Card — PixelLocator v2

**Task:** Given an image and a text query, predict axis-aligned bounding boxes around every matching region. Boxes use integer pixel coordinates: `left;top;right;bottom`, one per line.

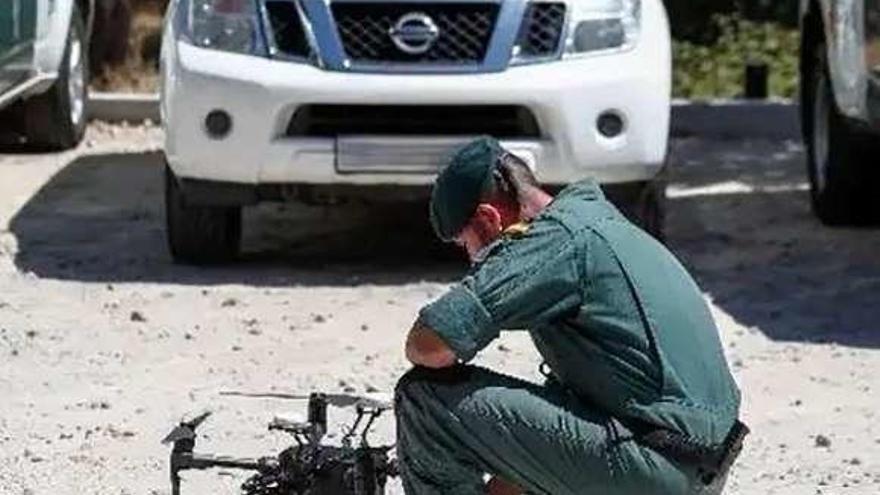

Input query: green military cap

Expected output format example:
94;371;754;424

430;137;503;242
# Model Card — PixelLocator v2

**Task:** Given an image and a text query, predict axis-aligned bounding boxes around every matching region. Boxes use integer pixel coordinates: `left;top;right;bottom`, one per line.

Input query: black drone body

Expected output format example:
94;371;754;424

162;393;398;495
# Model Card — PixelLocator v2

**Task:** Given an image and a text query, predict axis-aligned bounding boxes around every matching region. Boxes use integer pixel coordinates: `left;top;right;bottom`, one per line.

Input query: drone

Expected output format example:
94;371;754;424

162;392;398;495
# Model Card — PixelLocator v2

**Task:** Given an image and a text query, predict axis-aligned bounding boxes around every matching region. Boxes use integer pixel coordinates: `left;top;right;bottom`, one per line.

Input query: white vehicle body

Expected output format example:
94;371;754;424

800;0;880;125
161;0;671;192
0;0;93;111
160;0;672;263
799;0;880;225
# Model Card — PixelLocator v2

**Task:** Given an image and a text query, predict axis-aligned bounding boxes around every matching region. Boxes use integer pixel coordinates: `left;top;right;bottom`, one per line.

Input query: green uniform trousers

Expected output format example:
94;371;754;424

395;366;727;495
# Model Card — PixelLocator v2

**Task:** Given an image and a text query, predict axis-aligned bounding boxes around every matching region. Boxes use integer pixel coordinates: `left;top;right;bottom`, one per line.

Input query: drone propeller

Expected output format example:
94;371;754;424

162;410;212;445
220;391;393;410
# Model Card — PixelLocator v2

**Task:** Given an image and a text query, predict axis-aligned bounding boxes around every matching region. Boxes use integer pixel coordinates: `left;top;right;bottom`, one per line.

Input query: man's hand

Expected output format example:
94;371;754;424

487;476;524;495
405;322;457;369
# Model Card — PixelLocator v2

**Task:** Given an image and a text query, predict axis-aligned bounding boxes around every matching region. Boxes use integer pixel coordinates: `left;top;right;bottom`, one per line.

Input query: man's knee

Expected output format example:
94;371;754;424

395;366;477;408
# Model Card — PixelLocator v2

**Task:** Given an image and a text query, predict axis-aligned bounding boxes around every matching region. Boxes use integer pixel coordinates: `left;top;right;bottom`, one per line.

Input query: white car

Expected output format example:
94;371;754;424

0;0;93;149
800;0;880;225
161;0;671;264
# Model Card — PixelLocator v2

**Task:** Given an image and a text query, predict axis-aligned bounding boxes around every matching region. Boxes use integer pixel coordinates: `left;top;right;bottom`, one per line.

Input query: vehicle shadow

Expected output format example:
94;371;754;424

666;139;880;348
7;152;464;287
7;141;880;347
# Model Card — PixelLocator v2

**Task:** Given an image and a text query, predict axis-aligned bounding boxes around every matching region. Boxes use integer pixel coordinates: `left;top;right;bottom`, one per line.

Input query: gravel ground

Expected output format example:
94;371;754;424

0;125;879;495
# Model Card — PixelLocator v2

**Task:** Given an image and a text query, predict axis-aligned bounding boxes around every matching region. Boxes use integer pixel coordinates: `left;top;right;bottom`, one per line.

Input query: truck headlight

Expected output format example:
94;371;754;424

564;0;641;56
183;0;267;56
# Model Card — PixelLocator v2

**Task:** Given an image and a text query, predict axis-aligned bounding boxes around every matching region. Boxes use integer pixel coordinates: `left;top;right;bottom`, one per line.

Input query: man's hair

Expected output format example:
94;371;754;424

481;151;542;210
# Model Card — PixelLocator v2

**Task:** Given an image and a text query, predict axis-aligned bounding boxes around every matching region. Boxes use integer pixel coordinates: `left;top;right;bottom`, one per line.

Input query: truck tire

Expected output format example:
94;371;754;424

603;179;667;243
22;3;89;150
805;43;879;225
165;164;242;265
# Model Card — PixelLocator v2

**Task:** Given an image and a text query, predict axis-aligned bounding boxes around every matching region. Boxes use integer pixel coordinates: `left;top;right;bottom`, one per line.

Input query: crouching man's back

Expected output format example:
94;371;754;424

397;137;745;495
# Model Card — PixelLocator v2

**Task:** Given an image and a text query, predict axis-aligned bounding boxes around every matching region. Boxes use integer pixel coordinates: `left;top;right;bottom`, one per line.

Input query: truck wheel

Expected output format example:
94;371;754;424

604;179;666;243
805;44;879;225
165;165;242;265
22;3;89;150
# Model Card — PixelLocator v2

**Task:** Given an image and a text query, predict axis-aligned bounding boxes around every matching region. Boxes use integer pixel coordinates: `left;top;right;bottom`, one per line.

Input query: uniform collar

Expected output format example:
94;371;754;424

469;221;532;266
557;179;605;202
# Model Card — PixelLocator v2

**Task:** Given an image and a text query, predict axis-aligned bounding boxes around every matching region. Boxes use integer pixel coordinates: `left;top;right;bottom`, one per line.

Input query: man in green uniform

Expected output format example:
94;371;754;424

395;137;746;495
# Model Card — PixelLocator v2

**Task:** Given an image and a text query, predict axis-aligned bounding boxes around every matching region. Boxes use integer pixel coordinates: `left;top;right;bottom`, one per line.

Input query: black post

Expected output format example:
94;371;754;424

745;62;769;99
308;393;328;439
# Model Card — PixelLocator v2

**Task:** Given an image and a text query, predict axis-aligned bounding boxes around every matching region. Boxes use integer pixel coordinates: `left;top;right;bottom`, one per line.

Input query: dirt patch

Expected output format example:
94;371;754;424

1;131;879;494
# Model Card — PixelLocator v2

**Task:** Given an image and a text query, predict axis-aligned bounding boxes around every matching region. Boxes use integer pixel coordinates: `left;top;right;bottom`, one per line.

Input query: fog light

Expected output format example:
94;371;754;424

597;111;625;138
205;110;232;139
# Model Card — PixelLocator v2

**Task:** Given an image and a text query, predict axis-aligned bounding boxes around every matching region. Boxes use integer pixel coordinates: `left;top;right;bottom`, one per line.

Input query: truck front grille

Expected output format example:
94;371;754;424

331;3;500;65
265;0;311;58
286;105;541;138
517;2;567;58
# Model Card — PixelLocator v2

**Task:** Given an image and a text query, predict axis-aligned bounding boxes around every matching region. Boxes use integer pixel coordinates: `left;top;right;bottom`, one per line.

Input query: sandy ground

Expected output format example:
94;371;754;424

0;125;879;495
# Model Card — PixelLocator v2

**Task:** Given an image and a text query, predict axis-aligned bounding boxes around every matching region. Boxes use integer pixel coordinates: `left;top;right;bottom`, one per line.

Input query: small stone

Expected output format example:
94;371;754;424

25;330;37;339
184;333;193;340
365;385;379;393
130;311;147;323
248;328;262;336
815;435;832;448
313;314;326;323
497;344;511;353
848;457;861;465
221;298;238;308
231;345;242;352
360;324;369;332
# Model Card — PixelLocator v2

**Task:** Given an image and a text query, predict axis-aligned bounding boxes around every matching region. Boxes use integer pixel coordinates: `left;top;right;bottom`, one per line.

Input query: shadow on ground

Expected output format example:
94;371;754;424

7;141;880;346
666;139;880;348
8;152;463;286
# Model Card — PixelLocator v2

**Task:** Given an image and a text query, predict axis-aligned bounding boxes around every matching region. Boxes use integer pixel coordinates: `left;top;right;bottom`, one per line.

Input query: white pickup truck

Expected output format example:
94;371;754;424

161;0;672;264
800;0;880;225
0;0;93;149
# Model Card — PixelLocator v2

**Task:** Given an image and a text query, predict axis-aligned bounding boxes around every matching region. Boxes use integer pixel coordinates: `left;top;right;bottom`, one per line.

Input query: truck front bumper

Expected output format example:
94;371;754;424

162;0;671;191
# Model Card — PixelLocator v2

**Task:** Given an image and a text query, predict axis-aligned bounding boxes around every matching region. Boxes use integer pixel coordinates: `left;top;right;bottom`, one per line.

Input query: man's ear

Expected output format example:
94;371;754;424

474;204;504;233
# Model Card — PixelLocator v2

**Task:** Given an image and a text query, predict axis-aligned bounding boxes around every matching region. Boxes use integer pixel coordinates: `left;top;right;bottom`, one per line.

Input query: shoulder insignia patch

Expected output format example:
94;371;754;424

503;222;531;239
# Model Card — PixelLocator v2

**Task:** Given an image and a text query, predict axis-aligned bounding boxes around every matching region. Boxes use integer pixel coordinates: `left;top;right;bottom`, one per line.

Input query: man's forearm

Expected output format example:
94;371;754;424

405;323;458;368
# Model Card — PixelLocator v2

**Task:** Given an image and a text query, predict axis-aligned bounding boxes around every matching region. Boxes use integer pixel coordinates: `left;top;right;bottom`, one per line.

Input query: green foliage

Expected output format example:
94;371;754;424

672;15;800;99
663;0;797;43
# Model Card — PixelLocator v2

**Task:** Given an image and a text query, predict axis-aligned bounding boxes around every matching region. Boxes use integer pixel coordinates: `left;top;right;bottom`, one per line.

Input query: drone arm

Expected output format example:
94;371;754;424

342;411;365;447
170;451;273;495
360;410;382;446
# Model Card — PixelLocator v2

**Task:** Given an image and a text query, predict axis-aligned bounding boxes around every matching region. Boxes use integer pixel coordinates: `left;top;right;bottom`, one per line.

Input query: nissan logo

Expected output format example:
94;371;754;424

389;13;440;55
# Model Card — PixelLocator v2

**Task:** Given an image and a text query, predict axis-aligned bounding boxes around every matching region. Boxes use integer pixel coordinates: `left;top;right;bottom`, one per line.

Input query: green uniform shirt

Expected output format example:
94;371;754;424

419;180;741;446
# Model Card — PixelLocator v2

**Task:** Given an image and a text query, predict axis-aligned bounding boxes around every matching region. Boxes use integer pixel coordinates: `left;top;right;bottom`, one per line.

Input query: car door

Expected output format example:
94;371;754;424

866;0;880;125
0;0;38;94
